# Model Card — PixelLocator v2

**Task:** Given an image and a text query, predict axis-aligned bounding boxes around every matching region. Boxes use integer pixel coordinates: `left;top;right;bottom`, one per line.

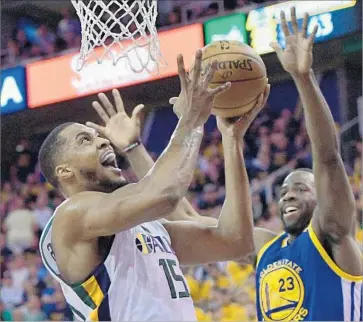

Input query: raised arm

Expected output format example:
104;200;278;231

86;57;222;226
124;143;218;224
271;8;361;275
68;51;230;240
163;87;270;265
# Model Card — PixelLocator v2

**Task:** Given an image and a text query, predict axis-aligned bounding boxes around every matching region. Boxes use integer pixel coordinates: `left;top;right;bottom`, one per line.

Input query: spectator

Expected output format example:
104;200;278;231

0;271;23;309
48;291;73;321
3;196;37;254
257;201;283;233
16;151;33;183
270;132;296;171
168;7;182;25
57;8;80;41
26;264;47;297
14;29;32;58
195;184;224;210
36;25;55;55
251;192;264;222
0;234;13;277
22;296;47;321
33;191;53;232
8;255;29;289
249;143;271;179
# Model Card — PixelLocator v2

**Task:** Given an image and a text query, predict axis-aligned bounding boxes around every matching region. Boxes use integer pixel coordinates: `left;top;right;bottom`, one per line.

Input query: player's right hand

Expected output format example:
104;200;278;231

172;50;231;127
217;84;270;138
86;89;145;152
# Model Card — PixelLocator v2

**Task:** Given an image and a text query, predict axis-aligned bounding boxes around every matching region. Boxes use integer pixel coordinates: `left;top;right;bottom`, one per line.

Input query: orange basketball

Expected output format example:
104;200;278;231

200;40;268;118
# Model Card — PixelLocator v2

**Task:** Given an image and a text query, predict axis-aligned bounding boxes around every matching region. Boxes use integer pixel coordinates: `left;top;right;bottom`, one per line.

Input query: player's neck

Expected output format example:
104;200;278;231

287;234;298;244
61;182;86;197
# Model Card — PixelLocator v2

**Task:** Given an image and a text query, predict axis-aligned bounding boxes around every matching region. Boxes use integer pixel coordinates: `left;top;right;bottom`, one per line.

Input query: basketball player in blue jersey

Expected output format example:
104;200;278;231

38;50;270;321
251;8;363;322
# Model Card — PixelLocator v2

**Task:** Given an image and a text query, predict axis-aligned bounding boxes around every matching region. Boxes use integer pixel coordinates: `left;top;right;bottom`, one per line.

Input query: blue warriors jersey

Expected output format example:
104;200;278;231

256;226;363;321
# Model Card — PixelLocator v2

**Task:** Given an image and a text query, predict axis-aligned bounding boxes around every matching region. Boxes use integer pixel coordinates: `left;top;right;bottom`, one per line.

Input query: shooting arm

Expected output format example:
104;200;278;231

163;135;255;265
126;143;217;225
293;71;355;239
63;119;204;240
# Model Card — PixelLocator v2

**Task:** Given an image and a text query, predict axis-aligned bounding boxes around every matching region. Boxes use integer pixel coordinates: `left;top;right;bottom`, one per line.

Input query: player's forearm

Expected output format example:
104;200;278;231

126;144;218;224
215;135;254;258
146;119;204;199
126;144;155;179
293;70;339;163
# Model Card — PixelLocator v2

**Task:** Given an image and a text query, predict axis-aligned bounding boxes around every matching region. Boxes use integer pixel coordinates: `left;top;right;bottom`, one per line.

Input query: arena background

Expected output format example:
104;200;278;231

0;0;362;321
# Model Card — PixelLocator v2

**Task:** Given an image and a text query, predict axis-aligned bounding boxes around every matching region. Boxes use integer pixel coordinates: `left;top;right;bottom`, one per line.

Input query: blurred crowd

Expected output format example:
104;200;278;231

3;8;81;67
2;0;266;67
1;101;362;321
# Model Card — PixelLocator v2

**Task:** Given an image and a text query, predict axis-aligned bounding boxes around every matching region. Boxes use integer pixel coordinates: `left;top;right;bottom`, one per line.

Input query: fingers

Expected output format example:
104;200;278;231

280;10;290;38
308;25;318;48
254;93;265;112
169;97;178;105
203;60;218;87
112;89;125;114
131;104;146;121
191;49;203;87
98;93;115;117
92;101;109;123
270;42;283;57
85;122;106;136
290;7;299;35
262;84;271;107
209;81;231;96
301;12;309;38
177;54;188;90
247;84;271;118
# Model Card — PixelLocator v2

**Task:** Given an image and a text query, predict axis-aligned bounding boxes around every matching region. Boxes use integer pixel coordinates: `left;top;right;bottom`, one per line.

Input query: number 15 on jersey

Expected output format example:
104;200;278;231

159;259;190;299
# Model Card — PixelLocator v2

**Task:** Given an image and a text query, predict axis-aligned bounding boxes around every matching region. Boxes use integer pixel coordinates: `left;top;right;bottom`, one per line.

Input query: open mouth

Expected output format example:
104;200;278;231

284;206;299;216
100;151;119;169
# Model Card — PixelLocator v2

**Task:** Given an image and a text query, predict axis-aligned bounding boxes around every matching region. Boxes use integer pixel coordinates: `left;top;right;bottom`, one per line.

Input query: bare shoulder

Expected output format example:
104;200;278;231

52;191;106;243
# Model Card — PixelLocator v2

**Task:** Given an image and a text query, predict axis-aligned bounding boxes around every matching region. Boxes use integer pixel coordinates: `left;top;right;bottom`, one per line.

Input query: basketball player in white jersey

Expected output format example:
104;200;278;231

38;50;270;321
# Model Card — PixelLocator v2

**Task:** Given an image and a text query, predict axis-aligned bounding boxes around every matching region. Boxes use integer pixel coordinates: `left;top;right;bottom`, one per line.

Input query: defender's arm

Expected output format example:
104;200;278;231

271;7;361;276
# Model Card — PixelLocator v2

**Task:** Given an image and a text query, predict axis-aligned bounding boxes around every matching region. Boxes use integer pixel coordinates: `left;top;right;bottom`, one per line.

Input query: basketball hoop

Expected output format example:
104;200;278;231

70;0;166;74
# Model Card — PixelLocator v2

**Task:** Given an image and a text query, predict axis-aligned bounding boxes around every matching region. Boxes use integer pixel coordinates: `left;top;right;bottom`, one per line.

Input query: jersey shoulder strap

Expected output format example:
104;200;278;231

256;232;286;268
39;213;65;283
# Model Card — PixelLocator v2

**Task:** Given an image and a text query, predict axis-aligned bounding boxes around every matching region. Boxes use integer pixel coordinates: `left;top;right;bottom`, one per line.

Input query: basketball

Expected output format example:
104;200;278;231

200;40;268;118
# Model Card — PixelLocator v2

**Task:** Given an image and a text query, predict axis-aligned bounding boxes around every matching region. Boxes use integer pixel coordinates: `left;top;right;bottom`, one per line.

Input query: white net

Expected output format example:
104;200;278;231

70;0;166;74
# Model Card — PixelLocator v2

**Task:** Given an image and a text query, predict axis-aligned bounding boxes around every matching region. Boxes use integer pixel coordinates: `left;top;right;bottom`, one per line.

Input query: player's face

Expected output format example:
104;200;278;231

60;123;127;192
278;171;317;235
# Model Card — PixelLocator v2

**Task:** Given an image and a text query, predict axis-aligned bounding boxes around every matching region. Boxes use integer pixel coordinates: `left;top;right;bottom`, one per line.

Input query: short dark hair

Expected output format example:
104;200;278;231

38;122;74;187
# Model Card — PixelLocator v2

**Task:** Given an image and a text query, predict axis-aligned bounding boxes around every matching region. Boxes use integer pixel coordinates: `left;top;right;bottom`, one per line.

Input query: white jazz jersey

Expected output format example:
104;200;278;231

39;214;196;321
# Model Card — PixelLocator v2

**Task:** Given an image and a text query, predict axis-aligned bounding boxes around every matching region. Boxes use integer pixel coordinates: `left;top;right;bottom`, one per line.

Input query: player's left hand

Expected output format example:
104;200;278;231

86;89;145;151
270;7;318;77
217;84;270;138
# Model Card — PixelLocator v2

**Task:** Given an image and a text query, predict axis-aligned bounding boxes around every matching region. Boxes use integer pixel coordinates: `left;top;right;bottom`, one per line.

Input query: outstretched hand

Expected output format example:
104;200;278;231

171;50;231;127
86;89;145;151
217;84;270;138
270;7;318;77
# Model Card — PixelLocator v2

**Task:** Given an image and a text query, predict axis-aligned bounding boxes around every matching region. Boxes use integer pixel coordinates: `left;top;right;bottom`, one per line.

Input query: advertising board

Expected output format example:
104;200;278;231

27;24;204;108
246;1;359;55
1;66;27;115
204;13;248;45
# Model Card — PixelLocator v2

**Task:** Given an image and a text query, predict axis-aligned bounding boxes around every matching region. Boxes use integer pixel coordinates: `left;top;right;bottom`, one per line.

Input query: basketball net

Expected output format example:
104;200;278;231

70;0;166;74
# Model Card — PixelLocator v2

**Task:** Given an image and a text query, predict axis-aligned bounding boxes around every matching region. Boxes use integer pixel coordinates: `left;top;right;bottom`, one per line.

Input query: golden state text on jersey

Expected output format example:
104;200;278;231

255;226;363;321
